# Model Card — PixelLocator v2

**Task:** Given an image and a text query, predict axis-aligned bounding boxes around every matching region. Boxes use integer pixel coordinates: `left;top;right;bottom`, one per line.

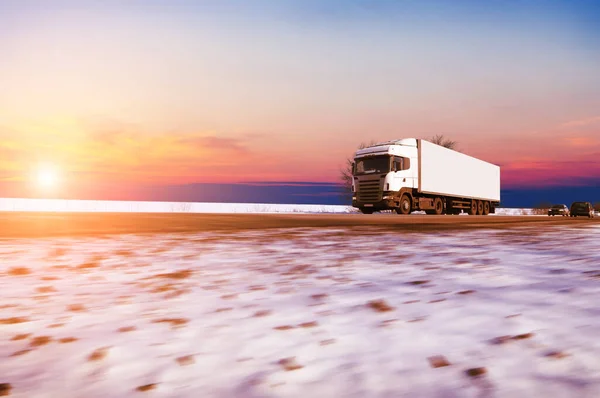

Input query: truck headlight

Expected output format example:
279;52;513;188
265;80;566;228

382;195;391;200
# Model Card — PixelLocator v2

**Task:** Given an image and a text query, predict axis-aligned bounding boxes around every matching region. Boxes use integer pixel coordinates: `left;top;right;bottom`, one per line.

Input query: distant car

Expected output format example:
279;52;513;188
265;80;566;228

570;202;595;218
548;204;569;217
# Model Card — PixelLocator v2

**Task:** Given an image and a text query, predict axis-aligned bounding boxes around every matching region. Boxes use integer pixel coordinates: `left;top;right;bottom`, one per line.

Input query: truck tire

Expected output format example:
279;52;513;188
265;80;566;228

477;200;484;215
396;195;411;215
467;200;477;215
433;197;444;215
483;201;490;215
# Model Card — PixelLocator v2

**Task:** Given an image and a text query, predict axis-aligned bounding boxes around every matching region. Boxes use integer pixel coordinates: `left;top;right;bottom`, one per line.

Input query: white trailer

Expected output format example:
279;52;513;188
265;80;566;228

351;138;500;215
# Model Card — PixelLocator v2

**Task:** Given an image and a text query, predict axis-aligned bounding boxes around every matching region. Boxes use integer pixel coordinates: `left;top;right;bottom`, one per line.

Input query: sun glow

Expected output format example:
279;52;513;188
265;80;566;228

34;164;60;189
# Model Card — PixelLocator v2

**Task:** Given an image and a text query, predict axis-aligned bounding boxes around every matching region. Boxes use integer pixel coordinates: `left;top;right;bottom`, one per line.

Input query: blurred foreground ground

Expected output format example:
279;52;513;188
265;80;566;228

1;215;600;397
0;212;597;238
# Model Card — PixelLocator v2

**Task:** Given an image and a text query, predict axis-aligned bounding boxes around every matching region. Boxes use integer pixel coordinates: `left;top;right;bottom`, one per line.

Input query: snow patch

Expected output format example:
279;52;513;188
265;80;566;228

0;197;533;215
1;224;600;397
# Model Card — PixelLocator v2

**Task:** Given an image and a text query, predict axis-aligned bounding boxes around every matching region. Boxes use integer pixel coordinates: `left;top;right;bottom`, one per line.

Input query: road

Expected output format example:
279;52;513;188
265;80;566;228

1;211;598;238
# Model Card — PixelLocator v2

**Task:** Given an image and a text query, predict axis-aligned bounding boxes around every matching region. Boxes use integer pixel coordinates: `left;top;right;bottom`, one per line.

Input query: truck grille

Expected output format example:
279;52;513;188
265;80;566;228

357;179;383;202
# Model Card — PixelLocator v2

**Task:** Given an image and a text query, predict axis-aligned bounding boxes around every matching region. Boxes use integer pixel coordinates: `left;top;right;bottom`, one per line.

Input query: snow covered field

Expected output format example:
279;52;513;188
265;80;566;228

0;197;535;215
0;198;355;214
2;222;600;397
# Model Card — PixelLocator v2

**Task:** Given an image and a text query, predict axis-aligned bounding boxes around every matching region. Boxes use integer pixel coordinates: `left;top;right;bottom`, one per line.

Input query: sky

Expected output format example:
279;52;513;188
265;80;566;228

1;0;599;206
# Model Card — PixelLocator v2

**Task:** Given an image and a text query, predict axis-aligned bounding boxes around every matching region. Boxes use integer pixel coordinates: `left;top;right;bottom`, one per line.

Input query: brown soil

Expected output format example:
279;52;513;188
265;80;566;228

1;212;596;239
0;317;29;325
428;355;451;368
88;347;110;361
136;384;157;392
367;299;395;312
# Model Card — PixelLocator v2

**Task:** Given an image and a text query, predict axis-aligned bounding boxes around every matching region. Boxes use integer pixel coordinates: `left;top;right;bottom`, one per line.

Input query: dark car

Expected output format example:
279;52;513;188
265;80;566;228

548;204;569;216
570;202;595;218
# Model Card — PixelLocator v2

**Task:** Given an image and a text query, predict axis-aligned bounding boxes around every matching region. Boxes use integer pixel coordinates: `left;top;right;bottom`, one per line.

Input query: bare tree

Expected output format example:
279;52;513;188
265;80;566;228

428;134;458;150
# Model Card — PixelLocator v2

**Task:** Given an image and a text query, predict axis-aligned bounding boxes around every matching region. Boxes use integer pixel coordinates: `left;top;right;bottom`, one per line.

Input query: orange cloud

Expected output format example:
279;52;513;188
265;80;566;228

0;120;338;189
564;136;597;147
1;126;258;183
177;136;250;155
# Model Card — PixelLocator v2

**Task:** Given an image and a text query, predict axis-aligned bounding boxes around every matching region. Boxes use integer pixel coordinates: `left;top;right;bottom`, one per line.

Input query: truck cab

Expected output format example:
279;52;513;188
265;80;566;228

351;139;418;214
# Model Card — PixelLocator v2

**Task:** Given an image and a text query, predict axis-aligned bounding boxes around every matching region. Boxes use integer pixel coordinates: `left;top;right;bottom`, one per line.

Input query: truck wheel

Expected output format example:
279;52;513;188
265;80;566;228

360;208;374;214
477;200;484;215
433;197;444;215
483;201;490;215
396;195;411;215
465;200;477;216
467;200;477;215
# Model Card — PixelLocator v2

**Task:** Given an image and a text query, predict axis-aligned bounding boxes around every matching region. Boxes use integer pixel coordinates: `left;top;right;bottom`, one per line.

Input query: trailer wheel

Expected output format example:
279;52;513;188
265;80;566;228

396;195;411;215
468;200;477;215
433;197;444;215
483;201;490;215
477;200;484;215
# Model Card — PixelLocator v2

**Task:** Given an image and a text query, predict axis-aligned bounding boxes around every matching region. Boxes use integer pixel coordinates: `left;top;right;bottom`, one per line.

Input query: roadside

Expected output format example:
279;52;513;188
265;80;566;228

1;212;599;238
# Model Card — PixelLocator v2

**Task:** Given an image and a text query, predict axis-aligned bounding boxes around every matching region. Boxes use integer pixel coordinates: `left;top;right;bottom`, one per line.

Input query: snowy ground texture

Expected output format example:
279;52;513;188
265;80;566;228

2;223;600;398
0;197;536;215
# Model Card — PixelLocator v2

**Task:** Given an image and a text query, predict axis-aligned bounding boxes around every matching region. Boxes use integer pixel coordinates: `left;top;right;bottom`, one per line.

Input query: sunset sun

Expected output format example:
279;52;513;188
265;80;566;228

35;165;60;189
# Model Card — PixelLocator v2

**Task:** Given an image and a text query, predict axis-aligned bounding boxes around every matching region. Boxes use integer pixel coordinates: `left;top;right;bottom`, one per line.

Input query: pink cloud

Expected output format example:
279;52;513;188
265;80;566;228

559;116;600;128
501;159;600;188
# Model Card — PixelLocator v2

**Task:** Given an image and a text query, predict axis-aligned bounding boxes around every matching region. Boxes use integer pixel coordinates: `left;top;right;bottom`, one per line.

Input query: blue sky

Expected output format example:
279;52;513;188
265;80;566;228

1;0;599;206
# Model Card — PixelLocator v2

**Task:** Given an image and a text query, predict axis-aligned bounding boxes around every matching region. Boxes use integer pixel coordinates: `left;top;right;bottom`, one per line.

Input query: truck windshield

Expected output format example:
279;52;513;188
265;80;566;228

354;155;390;175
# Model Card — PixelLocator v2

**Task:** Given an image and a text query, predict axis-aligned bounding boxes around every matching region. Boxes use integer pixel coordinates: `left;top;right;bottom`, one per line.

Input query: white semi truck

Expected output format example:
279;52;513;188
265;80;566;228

351;138;501;215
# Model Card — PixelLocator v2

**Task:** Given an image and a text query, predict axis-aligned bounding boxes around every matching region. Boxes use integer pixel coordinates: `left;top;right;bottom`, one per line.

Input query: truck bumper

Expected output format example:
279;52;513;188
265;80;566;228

352;192;397;210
